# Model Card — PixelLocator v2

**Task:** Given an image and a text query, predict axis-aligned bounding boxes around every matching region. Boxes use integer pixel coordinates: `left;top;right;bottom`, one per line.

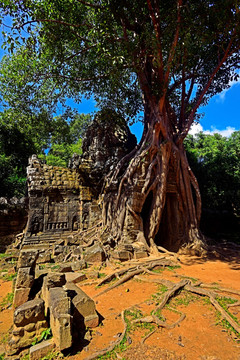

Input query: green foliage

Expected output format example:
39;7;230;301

0;107;91;196
215;297;240;337
31;328;52;346
98;272;107;279
185;131;240;217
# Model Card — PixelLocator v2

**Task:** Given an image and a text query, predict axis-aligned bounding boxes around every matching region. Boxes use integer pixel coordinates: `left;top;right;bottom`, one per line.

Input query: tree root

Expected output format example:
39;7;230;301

88;268;240;360
133;312;186;330
93;264;240;360
157;246;180;260
94;268;146;298
199;283;240;297
227;301;240;308
141;328;157;344
156;279;190;311
134;275;173;288
185;284;240;335
84;309;128;360
97;258;174;287
134;275;240;335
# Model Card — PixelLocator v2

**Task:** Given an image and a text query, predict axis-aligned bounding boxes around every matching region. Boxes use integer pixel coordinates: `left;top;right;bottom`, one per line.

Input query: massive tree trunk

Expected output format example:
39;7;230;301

102;102;204;253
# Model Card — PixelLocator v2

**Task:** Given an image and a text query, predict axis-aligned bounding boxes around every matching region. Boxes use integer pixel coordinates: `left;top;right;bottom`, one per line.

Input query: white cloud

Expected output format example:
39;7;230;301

217;74;240;102
189;123;236;137
189;123;204;136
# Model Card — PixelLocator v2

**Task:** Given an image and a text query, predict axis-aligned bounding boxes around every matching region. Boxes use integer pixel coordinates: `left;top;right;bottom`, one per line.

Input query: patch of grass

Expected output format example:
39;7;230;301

0;353;5;360
202;296;211;305
0;292;14;311
151;284;168;304
151;268;164;274
169;290;198;307
151;308;165;322
166;265;181;272
50;264;60;270
97;309;145;359
1;272;17;281
0;332;10;345
215;296;240;338
125;308;143;320
98;272;106;279
40;350;63;360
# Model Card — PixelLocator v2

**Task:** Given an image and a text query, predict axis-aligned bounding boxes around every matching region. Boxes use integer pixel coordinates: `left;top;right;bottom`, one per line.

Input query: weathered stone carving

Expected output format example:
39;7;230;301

8;299;48;355
23;111;137;250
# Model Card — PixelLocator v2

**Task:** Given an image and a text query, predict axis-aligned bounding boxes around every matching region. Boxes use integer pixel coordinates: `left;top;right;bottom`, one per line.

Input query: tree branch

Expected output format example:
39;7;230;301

146;0;164;83
163;0;182;92
16;19;88;30
181;29;238;138
76;0;103;9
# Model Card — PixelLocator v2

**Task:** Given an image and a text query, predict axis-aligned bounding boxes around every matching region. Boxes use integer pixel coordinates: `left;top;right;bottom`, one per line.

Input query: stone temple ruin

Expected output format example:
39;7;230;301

23;110;137;250
7;111;140;357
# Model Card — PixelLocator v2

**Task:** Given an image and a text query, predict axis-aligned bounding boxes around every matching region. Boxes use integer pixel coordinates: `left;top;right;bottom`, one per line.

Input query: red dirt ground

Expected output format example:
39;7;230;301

0;254;240;360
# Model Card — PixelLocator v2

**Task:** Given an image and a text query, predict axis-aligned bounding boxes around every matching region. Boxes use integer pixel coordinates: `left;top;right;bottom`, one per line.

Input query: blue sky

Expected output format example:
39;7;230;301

0;24;239;142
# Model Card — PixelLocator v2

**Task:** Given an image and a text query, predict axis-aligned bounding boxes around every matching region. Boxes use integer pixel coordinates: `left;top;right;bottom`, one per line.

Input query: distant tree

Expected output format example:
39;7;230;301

1;1;239;251
185;131;240;218
0;107;91;196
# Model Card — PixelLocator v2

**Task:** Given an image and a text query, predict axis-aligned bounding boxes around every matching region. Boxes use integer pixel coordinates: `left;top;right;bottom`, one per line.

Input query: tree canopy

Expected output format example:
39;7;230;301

1;0;239;129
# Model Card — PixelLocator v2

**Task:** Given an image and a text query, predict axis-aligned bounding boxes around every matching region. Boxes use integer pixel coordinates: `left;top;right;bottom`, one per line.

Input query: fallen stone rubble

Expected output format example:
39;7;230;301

6;248;99;358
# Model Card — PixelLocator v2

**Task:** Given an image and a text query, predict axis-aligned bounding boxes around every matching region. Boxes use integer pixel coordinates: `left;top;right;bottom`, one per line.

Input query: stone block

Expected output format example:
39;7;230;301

112;250;133;261
36;252;51;264
17;250;39;269
9;320;48;355
14;299;45;327
15;267;34;289
84;244;106;263
71;260;87;271
36;320;48;331
58;264;73;273
87;270;99;279
85;314;99;328
134;250;148;259
43;272;66;289
49;287;71;316
52;245;64;256
65;283;98;329
30;339;55;360
65;272;87;284
42;272;66;313
13;288;31;309
48;287;72;351
51;314;72;351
